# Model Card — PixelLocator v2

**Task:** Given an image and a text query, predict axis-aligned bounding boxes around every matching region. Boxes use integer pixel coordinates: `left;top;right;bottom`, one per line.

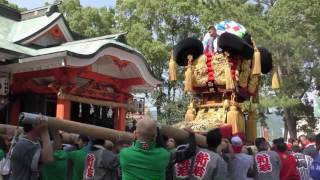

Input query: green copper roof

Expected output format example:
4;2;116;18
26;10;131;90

0;6;151;77
10;12;61;42
0;32;132;58
35;33;130;56
0;39;36;56
0;8;134;59
0;7;62;57
0;12;61;43
0;5;160;87
0;15;16;41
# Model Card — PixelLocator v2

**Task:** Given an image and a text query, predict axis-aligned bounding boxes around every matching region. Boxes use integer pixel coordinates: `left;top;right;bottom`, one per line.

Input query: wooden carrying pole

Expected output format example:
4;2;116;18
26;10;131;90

0;124;79;145
0;124;23;135
160;125;207;147
19;113;208;147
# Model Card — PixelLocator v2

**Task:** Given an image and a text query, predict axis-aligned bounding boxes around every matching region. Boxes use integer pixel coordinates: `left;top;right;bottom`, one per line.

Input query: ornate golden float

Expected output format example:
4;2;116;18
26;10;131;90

170;31;279;143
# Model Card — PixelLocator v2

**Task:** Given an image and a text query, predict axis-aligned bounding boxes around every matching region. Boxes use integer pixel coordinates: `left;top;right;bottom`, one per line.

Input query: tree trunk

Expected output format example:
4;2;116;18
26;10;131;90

283;108;297;138
284;118;288;140
167;82;172;119
277;65;297;139
172;84;176;102
167;82;172;103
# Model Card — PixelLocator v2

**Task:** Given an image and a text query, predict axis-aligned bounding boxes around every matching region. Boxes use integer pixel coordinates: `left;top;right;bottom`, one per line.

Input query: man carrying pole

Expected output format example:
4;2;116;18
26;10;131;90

119;118;170;180
10;116;53;180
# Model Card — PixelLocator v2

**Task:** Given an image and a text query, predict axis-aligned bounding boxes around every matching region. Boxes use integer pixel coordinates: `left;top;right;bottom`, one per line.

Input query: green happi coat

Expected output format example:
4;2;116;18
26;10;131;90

120;140;170;180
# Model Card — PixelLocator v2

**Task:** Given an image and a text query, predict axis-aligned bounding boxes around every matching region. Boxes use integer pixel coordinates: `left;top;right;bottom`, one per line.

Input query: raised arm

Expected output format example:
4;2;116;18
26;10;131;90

39;120;53;163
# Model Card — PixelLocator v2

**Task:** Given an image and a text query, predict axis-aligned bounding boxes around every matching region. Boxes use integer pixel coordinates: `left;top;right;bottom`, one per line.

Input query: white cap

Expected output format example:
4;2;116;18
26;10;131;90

231;136;243;147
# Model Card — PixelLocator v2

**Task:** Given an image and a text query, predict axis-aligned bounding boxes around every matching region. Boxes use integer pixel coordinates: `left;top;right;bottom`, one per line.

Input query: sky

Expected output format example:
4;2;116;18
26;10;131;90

8;0;116;9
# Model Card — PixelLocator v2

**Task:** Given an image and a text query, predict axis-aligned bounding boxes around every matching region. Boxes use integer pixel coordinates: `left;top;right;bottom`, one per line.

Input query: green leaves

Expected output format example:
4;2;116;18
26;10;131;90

260;95;300;108
0;0;23;11
5;0;318;132
59;0;114;37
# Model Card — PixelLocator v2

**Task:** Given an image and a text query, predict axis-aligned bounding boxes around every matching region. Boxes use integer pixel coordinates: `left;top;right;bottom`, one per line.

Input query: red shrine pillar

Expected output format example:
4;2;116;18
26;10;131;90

10;98;21;125
117;108;127;131
56;99;71;120
115;94;126;131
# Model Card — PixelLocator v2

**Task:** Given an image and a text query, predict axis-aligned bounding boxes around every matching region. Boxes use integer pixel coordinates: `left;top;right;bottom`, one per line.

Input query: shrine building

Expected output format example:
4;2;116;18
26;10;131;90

0;4;160;130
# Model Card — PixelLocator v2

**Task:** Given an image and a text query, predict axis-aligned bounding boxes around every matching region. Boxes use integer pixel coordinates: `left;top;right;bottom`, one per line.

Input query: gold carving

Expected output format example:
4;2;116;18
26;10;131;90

177;107;226;131
239;59;251;88
248;74;260;94
192;55;208;87
212;53;229;85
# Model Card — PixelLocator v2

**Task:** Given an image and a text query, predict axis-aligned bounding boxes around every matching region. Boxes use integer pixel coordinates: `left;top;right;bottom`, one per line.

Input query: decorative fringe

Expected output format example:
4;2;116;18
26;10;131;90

272;69;280;90
78;103;82;118
99;106;103;119
185;101;195;122
227;105;241;134
251;38;261;75
107;107;113;118
169;51;177;81
225;62;235;90
58;91;134;111
184;55;193;92
90;104;95;115
246;108;257;143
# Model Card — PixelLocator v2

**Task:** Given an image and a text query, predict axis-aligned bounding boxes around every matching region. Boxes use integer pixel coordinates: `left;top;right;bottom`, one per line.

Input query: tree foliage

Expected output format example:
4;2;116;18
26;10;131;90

264;0;320;137
114;0;203;123
4;0;320;136
0;0;25;11
59;0;114;37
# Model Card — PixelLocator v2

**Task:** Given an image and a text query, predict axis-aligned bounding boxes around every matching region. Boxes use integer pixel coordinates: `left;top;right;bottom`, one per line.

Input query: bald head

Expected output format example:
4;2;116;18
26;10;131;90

135;118;157;142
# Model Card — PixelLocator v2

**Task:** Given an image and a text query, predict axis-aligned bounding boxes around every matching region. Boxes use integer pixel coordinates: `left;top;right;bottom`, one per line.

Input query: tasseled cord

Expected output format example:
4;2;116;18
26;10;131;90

226;95;241;135
169;51;177;81
246;108;257;143
272;66;280;90
227;105;241;135
185;100;195;122
224;52;235;90
184;55;193;92
251;38;261;75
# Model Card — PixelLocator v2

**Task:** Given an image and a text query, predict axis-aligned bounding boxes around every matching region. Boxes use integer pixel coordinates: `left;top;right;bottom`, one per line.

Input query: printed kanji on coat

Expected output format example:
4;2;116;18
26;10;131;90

256;153;272;173
193;151;210;178
85;153;96;178
175;160;191;178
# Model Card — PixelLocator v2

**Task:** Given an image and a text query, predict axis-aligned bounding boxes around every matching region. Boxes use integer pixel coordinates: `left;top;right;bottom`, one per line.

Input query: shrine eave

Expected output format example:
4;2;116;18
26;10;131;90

13;13;73;44
0;47;26;57
0;4;73;44
3;37;161;89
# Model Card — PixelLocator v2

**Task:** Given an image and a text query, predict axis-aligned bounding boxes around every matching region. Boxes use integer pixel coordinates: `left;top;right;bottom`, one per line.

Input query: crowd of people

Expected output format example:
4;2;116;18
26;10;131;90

0;117;320;180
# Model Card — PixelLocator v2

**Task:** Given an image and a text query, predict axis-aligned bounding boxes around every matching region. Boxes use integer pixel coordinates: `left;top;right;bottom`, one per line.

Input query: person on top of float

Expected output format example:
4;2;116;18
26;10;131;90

202;20;247;54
